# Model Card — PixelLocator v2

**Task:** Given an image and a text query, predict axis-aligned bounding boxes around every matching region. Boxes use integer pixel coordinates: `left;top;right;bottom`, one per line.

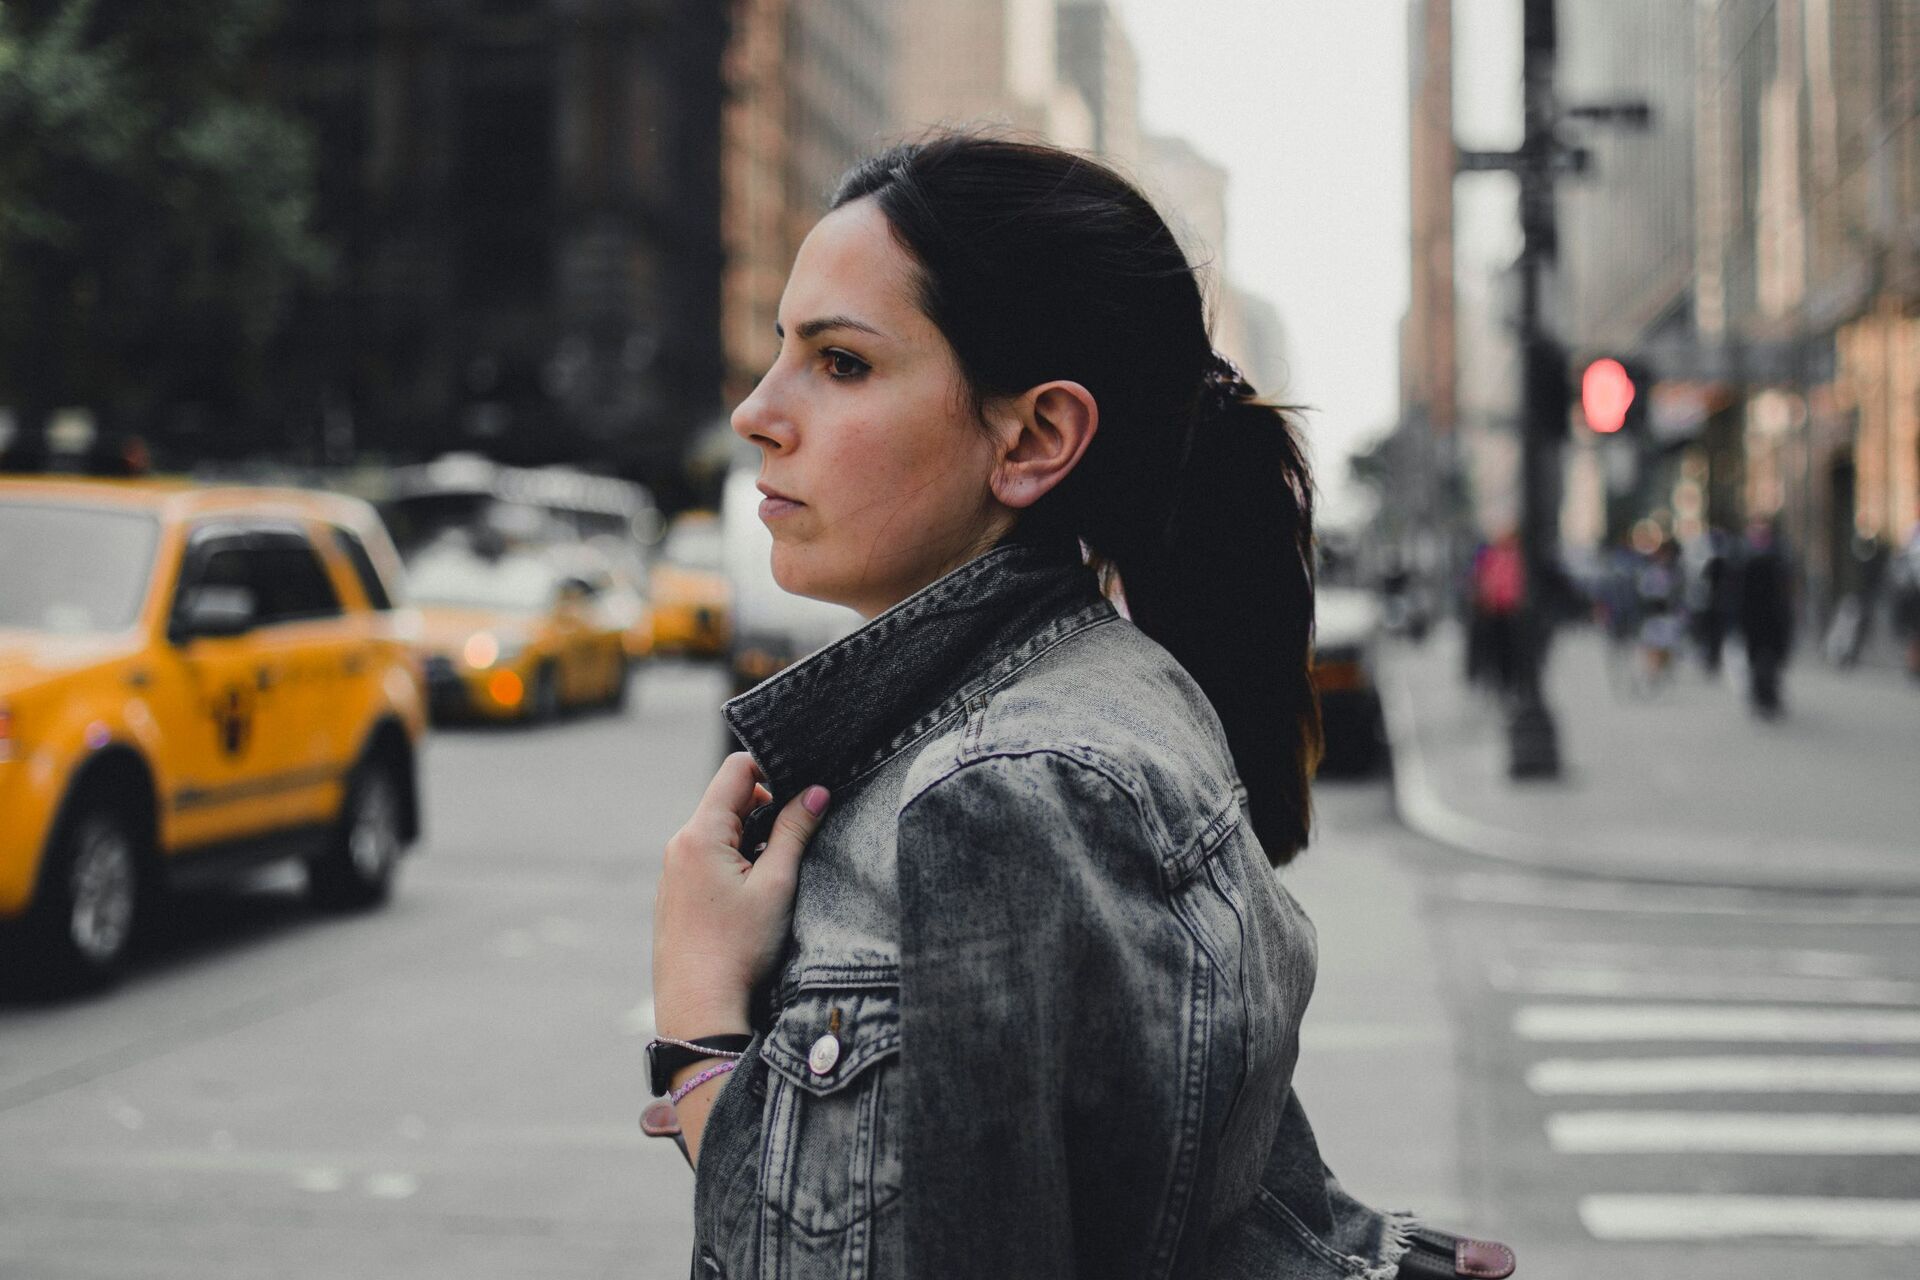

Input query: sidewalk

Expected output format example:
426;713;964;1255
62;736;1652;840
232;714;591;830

1379;624;1920;893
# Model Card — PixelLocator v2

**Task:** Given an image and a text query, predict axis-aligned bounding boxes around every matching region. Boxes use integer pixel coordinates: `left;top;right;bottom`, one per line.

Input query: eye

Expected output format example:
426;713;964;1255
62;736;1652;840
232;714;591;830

821;348;870;381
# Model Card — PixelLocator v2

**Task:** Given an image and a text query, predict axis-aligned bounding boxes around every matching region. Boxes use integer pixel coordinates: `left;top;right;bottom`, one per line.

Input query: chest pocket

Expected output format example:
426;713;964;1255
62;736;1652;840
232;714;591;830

759;983;903;1239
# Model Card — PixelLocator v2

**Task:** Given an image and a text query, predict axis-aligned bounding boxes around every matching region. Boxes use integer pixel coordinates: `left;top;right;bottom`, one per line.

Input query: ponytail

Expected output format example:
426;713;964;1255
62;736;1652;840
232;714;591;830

1119;370;1321;863
835;134;1321;864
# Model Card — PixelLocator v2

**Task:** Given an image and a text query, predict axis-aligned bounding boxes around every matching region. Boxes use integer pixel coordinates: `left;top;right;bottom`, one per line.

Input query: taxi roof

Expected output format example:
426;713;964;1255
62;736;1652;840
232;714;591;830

0;475;380;528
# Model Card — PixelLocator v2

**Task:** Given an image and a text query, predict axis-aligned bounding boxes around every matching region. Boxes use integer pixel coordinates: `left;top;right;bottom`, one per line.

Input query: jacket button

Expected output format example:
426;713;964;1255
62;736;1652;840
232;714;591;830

808;1033;840;1075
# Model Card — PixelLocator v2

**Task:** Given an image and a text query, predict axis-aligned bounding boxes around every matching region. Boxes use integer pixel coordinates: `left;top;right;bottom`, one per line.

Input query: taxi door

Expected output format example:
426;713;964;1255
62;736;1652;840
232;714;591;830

243;525;361;828
156;527;310;849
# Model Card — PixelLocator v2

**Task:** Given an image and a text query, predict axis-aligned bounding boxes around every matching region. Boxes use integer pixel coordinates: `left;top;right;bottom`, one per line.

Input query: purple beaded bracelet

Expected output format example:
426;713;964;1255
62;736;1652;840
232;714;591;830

669;1058;739;1105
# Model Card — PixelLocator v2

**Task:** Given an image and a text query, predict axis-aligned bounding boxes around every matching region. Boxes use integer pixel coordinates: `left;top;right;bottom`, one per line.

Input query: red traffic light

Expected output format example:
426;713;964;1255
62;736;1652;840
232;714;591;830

1581;358;1636;434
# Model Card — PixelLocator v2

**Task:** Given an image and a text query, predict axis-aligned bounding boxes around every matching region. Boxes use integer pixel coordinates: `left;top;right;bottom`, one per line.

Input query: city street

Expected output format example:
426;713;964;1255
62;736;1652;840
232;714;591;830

2;662;1915;1278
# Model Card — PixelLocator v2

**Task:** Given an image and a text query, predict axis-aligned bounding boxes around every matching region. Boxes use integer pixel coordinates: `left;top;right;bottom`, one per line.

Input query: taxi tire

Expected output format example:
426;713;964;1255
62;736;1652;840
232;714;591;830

20;795;144;993
530;663;562;723
605;657;632;712
308;757;405;911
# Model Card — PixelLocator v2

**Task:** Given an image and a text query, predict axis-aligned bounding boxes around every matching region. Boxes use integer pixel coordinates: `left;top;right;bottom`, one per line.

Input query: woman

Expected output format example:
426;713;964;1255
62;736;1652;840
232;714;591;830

650;135;1417;1279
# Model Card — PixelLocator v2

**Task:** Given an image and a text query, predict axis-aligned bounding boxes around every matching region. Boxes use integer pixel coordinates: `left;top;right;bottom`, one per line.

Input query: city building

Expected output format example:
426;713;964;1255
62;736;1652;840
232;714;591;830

259;0;730;494
1690;0;1919;628
1555;0;1919;632
719;0;894;416
893;0;1094;148
1055;0;1144;173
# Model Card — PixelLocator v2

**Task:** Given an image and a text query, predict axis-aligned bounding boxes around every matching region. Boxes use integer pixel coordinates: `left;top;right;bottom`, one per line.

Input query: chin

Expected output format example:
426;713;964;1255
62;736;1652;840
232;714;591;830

769;544;847;607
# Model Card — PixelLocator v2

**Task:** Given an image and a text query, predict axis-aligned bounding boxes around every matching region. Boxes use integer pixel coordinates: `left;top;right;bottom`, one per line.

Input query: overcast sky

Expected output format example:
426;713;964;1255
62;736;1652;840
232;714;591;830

1109;0;1412;523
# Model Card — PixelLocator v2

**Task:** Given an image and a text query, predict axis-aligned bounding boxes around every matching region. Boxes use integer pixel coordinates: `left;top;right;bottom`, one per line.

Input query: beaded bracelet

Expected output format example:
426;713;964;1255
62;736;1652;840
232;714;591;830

669;1058;739;1105
648;1035;748;1060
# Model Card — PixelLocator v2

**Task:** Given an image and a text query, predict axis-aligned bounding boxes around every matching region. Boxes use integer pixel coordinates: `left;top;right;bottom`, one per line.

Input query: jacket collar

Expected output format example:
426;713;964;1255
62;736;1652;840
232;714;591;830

723;534;1112;799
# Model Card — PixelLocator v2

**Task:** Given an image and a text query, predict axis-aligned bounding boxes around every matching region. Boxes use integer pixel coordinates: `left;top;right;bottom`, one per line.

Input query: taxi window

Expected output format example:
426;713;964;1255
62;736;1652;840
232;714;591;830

331;526;394;610
0;502;159;632
250;531;343;623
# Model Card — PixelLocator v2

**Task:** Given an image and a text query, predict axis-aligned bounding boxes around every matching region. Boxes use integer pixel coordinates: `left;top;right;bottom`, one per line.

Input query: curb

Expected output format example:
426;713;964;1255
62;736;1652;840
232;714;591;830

1375;652;1920;898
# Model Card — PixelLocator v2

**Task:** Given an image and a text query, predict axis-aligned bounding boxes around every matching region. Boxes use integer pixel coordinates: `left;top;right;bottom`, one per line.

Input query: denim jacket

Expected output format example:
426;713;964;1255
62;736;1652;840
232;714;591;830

697;536;1414;1280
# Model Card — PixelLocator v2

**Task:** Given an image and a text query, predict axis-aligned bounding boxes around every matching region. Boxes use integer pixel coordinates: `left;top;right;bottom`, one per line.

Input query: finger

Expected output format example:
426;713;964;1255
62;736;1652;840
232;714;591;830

752;783;774;809
692;753;764;834
751;785;828;895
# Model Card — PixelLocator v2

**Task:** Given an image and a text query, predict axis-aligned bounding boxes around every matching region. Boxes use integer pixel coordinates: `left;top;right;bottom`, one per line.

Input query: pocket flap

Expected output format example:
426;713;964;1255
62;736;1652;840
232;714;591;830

761;985;900;1097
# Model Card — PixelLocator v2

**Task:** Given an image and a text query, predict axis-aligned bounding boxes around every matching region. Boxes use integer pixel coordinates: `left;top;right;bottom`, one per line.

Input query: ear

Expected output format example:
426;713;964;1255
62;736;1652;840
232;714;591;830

988;381;1098;510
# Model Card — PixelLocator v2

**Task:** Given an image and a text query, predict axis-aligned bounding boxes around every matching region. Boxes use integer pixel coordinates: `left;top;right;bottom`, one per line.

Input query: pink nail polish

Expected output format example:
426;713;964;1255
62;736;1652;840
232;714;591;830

802;786;829;816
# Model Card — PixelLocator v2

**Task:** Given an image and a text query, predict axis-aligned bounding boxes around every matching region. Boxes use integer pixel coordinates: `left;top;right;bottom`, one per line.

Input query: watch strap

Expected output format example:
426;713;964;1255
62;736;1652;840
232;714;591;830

648;1034;753;1097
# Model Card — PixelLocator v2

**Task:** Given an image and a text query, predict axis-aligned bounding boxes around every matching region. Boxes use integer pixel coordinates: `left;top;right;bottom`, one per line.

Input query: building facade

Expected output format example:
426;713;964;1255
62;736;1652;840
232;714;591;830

261;0;730;493
719;0;893;423
1693;0;1920;625
893;0;1093;147
1056;0;1144;173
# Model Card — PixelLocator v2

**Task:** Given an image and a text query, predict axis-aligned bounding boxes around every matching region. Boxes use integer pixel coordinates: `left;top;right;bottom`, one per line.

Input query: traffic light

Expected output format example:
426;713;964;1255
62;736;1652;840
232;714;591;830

1581;357;1642;435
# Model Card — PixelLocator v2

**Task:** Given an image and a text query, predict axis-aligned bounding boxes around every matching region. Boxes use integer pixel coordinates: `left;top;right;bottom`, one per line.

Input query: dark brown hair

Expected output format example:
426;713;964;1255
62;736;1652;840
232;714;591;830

834;134;1321;862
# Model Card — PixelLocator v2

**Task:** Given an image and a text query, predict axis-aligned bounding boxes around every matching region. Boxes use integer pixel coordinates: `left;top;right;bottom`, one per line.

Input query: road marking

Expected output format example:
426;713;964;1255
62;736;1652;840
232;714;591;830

1445;871;1920;923
1528;1055;1920;1095
363;1171;419;1199
1548;1111;1920;1154
1579;1194;1920;1243
1514;1003;1920;1043
1488;961;1920;1006
1300;1023;1449;1052
1506;941;1885;979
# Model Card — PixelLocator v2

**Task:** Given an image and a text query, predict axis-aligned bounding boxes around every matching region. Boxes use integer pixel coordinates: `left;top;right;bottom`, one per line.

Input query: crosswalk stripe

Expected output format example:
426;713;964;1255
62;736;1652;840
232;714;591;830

1506;941;1885;979
1578;1194;1920;1242
1527;1055;1920;1095
1547;1111;1920;1154
1513;1004;1920;1043
1489;962;1920;1006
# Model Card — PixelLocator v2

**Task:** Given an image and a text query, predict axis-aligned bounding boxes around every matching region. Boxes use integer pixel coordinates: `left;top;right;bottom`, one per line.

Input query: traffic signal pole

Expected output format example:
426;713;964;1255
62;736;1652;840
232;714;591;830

1454;0;1648;779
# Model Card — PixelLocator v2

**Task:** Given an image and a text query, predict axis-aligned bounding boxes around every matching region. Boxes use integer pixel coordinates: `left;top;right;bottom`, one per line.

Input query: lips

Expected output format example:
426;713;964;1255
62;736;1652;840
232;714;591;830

756;482;802;505
756;482;804;522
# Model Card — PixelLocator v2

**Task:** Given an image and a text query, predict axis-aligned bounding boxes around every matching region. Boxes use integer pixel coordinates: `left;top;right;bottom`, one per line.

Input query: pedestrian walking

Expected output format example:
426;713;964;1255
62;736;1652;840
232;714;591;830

1471;530;1526;696
1690;527;1733;676
1738;517;1794;717
1633;538;1685;693
644;136;1499;1279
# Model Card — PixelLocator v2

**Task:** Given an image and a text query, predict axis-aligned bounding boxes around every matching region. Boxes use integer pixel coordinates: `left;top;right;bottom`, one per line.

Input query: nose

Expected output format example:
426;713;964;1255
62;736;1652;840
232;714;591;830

732;367;795;453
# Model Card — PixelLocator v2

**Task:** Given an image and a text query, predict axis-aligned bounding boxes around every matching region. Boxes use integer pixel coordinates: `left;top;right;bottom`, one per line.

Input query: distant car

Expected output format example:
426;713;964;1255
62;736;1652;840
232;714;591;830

0;478;426;989
408;544;630;722
649;511;731;659
719;460;858;719
1313;586;1386;775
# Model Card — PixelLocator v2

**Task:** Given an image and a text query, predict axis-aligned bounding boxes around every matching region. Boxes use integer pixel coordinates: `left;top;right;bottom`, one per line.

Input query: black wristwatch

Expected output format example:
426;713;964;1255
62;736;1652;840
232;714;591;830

647;1034;754;1098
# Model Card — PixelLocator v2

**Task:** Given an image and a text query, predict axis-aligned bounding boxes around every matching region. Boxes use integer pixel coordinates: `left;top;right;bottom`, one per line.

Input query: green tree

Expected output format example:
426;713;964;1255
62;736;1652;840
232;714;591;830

0;0;326;466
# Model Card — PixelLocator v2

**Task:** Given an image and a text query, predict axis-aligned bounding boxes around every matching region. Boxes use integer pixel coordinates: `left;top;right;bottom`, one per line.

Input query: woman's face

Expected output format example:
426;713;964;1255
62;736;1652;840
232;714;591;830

731;198;1009;619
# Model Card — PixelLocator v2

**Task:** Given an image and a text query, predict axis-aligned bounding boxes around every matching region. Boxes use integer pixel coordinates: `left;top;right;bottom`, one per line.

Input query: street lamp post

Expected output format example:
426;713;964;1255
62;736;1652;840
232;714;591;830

1454;0;1649;779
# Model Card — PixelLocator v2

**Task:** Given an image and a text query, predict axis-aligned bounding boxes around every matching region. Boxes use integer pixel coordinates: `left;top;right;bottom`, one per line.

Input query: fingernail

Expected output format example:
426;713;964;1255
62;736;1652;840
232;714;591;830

802;786;829;816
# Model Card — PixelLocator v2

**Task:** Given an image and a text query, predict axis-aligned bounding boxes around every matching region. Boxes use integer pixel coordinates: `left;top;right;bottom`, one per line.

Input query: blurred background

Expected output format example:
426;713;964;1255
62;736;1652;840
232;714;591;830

1;1;1917;1277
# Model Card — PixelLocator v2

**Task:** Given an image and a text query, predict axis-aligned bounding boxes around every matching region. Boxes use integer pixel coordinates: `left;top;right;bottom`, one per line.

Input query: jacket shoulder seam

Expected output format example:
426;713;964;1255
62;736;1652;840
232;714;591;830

899;743;1174;866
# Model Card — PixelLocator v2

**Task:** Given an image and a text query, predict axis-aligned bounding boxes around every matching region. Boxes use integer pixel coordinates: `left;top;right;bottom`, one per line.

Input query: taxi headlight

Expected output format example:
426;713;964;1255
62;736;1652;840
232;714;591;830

462;632;526;669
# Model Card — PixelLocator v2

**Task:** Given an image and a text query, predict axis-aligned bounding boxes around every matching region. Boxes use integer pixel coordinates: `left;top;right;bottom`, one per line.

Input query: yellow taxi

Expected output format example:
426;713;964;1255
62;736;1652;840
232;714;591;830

0;478;427;989
407;541;631;721
649;511;731;658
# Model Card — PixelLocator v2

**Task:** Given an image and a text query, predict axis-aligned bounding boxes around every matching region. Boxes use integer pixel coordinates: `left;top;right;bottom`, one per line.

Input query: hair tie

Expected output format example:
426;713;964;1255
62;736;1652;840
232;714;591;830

1200;351;1254;419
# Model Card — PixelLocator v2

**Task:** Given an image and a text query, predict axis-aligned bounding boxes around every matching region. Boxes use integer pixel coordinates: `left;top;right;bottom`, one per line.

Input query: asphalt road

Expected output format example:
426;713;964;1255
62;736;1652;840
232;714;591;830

2;663;1913;1278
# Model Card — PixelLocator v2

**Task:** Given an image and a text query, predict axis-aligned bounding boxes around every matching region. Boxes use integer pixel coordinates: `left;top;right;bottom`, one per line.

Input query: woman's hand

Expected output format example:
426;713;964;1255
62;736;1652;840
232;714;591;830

651;753;829;1039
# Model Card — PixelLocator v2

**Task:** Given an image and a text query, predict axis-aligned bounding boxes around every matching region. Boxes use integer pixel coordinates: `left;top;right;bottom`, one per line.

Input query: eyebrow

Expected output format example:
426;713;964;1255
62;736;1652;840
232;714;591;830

774;315;887;341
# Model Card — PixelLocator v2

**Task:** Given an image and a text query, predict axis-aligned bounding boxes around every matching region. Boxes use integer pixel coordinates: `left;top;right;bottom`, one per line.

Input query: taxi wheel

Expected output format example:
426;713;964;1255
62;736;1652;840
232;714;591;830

605;656;632;712
23;800;143;991
530;663;562;723
309;759;404;910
